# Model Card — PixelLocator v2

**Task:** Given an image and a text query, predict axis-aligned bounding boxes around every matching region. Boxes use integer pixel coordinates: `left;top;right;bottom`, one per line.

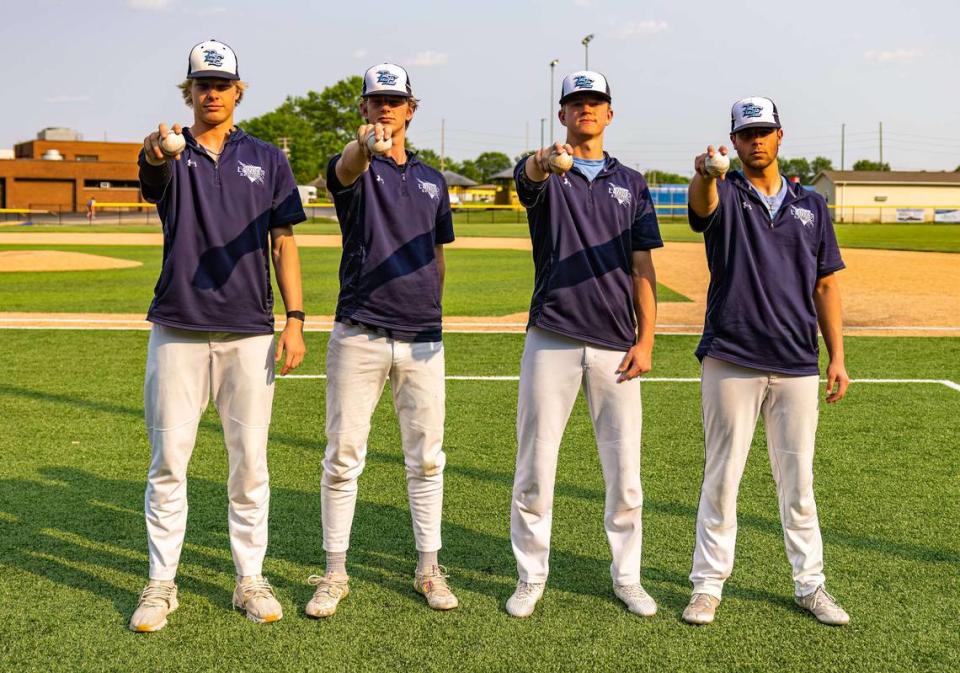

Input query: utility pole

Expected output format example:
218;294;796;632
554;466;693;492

540;118;545;149
879;121;884;167
440;118;445;172
841;123;845;171
525;121;529;153
549;58;559;142
278;137;291;160
581;34;594;69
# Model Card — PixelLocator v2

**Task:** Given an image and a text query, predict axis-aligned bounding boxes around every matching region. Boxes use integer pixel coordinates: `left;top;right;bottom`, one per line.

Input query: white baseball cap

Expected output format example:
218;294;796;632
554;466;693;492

730;96;781;133
361;63;414;98
559;70;611;104
187;39;239;80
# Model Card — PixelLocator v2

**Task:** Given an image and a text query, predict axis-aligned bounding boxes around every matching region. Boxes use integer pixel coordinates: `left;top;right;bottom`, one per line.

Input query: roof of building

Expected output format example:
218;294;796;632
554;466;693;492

814;170;960;185
490;166;516;181
442;169;478;187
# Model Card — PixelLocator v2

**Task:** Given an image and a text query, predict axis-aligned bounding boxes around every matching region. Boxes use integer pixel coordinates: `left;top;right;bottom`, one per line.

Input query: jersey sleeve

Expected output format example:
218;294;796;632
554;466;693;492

269;149;306;228
817;204;845;276
326;153;362;200
435;175;455;244
688;180;726;233
514;157;548;208
138;151;173;204
631;183;664;251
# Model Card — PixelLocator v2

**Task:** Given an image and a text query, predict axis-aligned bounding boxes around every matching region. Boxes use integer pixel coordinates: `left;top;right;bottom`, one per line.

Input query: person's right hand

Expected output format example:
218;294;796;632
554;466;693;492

143;123;183;166
355;123;392;158
694;145;729;180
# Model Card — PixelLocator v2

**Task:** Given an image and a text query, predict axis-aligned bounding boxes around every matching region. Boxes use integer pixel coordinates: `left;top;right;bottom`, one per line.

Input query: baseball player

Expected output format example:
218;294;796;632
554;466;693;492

506;71;663;618
129;39;306;632
682;97;850;626
304;63;457;617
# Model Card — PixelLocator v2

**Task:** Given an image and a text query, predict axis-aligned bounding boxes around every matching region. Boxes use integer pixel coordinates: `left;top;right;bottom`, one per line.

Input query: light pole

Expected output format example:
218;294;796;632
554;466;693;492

581;34;594;69
549;58;559;143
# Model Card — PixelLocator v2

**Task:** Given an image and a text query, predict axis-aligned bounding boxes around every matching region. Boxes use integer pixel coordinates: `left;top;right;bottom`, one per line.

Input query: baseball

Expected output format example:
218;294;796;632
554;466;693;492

548;150;573;173
159;132;185;157
366;132;393;155
704;152;730;177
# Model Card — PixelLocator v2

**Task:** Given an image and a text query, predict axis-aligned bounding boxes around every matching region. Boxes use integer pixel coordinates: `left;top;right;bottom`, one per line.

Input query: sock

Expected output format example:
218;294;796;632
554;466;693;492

326;551;347;576
417;550;438;574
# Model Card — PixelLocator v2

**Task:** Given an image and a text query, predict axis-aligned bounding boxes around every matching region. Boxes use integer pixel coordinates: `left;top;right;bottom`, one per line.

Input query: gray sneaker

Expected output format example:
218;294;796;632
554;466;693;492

305;572;350;618
414;565;459;611
506;581;545;618
233;575;283;624
795;585;850;625
129;580;179;632
613;583;657;617
682;593;720;625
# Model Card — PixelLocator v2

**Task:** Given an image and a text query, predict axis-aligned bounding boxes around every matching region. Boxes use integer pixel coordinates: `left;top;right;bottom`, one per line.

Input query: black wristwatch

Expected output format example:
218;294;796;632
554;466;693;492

286;310;306;323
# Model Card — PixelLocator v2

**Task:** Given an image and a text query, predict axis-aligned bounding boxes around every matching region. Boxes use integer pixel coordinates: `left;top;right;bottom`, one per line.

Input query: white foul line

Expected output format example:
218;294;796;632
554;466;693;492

281;374;960;393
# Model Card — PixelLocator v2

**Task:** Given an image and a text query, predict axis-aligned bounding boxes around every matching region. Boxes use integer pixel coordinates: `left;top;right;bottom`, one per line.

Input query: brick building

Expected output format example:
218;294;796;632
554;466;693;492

0;128;142;212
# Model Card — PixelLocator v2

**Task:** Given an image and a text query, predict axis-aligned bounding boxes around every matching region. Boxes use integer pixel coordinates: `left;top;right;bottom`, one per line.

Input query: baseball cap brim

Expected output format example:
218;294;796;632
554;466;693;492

732;121;781;133
361;91;413;98
188;70;240;80
559;90;612;105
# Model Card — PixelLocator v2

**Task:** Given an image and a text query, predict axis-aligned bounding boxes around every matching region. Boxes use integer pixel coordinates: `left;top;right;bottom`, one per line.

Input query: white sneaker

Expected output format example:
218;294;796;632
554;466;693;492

233;575;283;624
506;580;545;618
682;593;720;625
305;572;350;618
128;580;178;632
414;565;459;611
613;583;657;617
795;585;850;626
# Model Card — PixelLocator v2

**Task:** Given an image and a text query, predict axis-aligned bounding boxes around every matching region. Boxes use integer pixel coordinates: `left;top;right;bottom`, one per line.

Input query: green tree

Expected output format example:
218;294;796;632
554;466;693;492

852;159;891;171
240;100;319;184
416;148;442;170
644;170;689;185
473;152;512;181
455;159;483;183
810;156;834;179
779;157;812;183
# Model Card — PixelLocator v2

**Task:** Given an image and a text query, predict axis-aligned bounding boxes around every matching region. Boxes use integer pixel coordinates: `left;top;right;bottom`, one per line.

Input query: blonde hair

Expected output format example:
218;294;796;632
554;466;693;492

178;79;247;107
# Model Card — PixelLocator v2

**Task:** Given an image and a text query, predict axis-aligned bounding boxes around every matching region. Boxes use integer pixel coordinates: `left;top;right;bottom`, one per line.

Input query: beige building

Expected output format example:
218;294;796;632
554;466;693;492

812;171;960;223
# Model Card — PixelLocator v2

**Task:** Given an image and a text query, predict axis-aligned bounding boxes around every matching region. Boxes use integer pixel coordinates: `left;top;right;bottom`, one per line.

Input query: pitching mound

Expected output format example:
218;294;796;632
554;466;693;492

0;250;142;273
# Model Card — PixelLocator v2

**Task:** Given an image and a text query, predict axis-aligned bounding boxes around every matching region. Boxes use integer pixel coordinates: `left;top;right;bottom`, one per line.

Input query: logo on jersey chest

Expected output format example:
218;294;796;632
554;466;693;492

417;178;439;200
237;161;265;185
790;204;815;228
608;184;631;206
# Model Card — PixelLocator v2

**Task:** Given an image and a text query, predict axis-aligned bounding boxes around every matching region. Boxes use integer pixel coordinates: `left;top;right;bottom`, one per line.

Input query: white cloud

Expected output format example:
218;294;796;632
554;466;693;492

410;50;448;67
127;0;174;10
353;49;368;59
864;49;922;63
615;20;668;38
44;95;90;104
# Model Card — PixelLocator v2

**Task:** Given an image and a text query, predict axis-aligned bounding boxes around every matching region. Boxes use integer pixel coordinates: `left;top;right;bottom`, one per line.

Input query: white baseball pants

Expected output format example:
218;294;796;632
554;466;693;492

691;356;826;599
143;324;276;581
321;322;446;553
511;327;644;585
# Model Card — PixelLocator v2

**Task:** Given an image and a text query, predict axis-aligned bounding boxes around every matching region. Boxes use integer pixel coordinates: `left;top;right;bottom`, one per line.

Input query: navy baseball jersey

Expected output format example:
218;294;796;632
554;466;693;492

327;153;455;342
688;171;845;375
138;127;306;334
514;155;663;350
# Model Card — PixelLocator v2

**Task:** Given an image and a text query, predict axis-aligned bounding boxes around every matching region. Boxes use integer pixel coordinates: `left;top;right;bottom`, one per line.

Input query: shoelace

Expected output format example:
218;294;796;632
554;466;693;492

515;581;543;600
307;574;348;598
419;565;453;594
239;577;275;601
690;594;716;610
811;587;839;611
619;585;650;599
139;583;175;607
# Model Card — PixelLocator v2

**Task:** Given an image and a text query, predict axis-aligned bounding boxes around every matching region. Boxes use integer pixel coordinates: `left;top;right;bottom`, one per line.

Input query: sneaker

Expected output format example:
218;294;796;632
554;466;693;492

613;583;657;617
232;575;283;624
682;593;720;625
128;580;179;632
795;585;850;626
305;572;350;618
414;565;459;611
505;580;545;618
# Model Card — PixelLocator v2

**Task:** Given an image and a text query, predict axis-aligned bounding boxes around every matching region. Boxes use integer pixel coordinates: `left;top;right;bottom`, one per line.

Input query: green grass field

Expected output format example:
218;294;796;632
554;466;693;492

0;244;689;313
8;216;960;253
0;331;957;672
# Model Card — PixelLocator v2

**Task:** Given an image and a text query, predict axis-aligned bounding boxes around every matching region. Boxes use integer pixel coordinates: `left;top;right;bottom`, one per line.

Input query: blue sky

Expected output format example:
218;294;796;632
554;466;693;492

1;0;957;175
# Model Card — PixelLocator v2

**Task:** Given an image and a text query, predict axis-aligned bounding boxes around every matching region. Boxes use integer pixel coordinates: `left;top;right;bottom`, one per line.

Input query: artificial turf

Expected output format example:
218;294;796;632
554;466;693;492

0;330;957;672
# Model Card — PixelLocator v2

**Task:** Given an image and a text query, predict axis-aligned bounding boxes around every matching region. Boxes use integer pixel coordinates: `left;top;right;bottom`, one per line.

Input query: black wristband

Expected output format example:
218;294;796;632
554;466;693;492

286;310;305;323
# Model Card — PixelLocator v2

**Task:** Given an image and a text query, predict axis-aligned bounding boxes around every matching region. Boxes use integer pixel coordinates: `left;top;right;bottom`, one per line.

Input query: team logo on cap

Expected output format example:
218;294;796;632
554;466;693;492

790;205;815;228
418;179;439;200
376;70;399;85
742;103;763;118
573;75;595;89
203;49;224;67
608;184;631;206
237;161;265;185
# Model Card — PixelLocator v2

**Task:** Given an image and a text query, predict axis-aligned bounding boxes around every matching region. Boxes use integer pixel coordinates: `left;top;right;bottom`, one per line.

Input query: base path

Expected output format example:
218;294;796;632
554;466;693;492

0;234;956;336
